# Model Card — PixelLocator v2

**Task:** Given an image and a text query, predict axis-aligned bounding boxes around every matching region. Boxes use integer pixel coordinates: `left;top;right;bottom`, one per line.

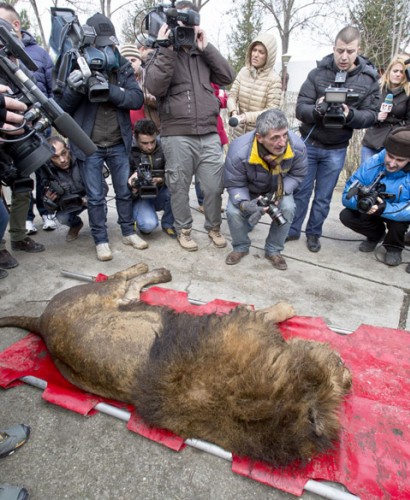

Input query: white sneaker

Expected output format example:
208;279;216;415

42;214;57;231
26;220;37;235
96;243;113;261
122;234;148;250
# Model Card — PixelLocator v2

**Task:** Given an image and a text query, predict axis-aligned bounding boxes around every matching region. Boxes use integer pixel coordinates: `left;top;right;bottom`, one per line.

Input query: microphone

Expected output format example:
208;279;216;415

380;94;393;113
228;116;239;127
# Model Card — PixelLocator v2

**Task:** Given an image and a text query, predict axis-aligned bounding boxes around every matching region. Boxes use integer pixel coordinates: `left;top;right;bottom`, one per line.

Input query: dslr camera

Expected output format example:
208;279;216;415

346;172;395;213
322;71;360;128
0;22;96;192
130;155;164;199
145;1;200;50
257;192;287;226
50;8;118;102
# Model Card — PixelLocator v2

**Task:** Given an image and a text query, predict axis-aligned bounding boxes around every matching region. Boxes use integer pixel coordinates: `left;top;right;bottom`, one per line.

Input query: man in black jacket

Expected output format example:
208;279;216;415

128;120;175;238
40;137;89;243
287;26;380;252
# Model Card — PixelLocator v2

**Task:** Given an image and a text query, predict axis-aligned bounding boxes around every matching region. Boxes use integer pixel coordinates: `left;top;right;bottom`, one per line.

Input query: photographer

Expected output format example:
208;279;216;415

340;127;410;272
0;88;27;278
224;109;307;270
144;1;235;251
287;26;380;253
56;13;146;261
128;119;175;238
39;136;91;243
0;18;45;271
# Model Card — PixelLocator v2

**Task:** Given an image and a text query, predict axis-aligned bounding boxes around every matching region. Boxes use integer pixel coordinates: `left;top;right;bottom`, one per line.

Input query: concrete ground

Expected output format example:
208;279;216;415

0;182;409;499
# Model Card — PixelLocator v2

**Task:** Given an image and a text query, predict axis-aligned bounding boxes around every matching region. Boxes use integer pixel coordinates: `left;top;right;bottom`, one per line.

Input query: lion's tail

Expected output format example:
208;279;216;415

0;316;41;333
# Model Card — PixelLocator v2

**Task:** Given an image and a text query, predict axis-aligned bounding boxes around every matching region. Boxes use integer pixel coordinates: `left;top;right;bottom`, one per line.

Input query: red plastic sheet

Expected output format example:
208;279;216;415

1;286;410;499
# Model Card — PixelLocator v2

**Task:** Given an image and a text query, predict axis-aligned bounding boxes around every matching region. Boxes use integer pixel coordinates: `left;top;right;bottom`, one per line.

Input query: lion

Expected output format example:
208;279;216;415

0;263;352;466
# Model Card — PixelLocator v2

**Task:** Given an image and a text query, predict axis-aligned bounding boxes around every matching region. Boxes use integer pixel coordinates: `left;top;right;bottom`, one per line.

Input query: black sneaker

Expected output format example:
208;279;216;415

11;237;45;253
0;269;8;279
162;226;177;239
359;239;379;253
306;235;321;252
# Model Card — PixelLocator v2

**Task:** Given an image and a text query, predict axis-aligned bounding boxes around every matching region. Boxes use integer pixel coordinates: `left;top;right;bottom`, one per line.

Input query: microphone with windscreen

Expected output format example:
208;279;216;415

228;116;240;127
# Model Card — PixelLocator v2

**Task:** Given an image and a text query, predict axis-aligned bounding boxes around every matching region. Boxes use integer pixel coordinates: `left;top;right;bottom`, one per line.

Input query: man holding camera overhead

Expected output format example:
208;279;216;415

287;26;380;253
224;109;307;271
57;13;146;261
144;1;235;252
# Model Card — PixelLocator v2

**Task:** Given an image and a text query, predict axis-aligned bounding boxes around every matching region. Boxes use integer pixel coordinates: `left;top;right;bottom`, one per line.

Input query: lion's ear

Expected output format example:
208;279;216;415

308;407;326;437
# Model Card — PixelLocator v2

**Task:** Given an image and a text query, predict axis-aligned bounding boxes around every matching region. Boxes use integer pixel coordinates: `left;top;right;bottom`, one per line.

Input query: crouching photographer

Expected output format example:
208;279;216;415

340;127;410;273
39;136;93;242
224;109;307;271
128;119;175;238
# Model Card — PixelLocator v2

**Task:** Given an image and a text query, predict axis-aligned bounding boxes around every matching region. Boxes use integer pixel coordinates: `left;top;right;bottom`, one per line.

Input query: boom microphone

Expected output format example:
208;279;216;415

228;116;239;127
380;93;393;113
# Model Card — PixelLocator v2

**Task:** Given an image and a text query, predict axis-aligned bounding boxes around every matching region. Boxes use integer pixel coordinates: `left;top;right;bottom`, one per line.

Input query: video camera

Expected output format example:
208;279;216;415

346;171;395;213
50;7;117;102
257;192;287;226
130;155;164;199
322;71;360;128
145;1;200;50
0;23;96;192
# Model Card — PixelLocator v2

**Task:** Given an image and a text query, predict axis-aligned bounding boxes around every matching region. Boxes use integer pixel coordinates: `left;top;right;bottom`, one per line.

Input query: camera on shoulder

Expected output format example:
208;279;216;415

144;1;200;50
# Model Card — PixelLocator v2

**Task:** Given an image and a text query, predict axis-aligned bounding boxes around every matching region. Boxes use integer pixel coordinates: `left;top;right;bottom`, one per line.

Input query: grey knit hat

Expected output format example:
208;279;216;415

384;127;410;158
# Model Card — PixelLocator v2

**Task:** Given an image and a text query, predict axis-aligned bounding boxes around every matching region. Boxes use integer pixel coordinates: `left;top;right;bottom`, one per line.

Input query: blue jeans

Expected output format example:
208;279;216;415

0;198;9;251
289;144;347;238
360;146;380;165
132;185;174;234
80;144;134;244
226;194;296;255
56;208;85;228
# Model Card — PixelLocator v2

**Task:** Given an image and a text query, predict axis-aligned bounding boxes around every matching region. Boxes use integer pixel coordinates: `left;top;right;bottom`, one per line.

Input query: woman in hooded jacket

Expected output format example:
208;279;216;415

227;33;282;140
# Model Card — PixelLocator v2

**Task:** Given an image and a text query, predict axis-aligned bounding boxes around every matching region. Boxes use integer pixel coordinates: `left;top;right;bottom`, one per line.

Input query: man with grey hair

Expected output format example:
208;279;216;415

224;109;307;270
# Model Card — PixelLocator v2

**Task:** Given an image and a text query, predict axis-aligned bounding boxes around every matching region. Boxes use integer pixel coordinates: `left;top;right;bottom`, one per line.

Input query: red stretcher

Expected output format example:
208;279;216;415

1;284;409;499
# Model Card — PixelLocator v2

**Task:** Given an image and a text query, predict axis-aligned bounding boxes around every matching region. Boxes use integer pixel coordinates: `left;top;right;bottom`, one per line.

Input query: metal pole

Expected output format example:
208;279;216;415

19;375;359;500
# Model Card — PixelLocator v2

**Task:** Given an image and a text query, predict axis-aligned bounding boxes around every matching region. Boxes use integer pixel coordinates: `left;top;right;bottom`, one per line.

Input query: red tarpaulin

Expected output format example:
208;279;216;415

1;285;409;499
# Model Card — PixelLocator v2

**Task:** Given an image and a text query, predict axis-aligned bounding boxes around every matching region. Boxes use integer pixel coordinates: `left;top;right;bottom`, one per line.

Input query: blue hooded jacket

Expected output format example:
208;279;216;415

342;150;410;222
21;30;54;98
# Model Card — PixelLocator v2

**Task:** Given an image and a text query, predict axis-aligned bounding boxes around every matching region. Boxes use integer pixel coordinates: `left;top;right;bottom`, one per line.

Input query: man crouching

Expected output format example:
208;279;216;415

224;109;307;270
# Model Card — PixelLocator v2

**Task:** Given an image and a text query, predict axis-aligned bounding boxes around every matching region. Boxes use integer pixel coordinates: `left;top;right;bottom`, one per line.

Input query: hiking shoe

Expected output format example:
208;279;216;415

177;228;198;251
359;239;379;253
162;226;177;239
265;253;288;270
208;228;227;248
0;269;8;279
122;234;148;250
11;237;45;253
285;234;300;242
66;221;84;242
225;251;248;265
0;485;29;499
384;250;402;267
25;220;37;235
0;249;18;269
306;235;321;252
96;243;113;261
0;424;30;459
42;214;56;231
